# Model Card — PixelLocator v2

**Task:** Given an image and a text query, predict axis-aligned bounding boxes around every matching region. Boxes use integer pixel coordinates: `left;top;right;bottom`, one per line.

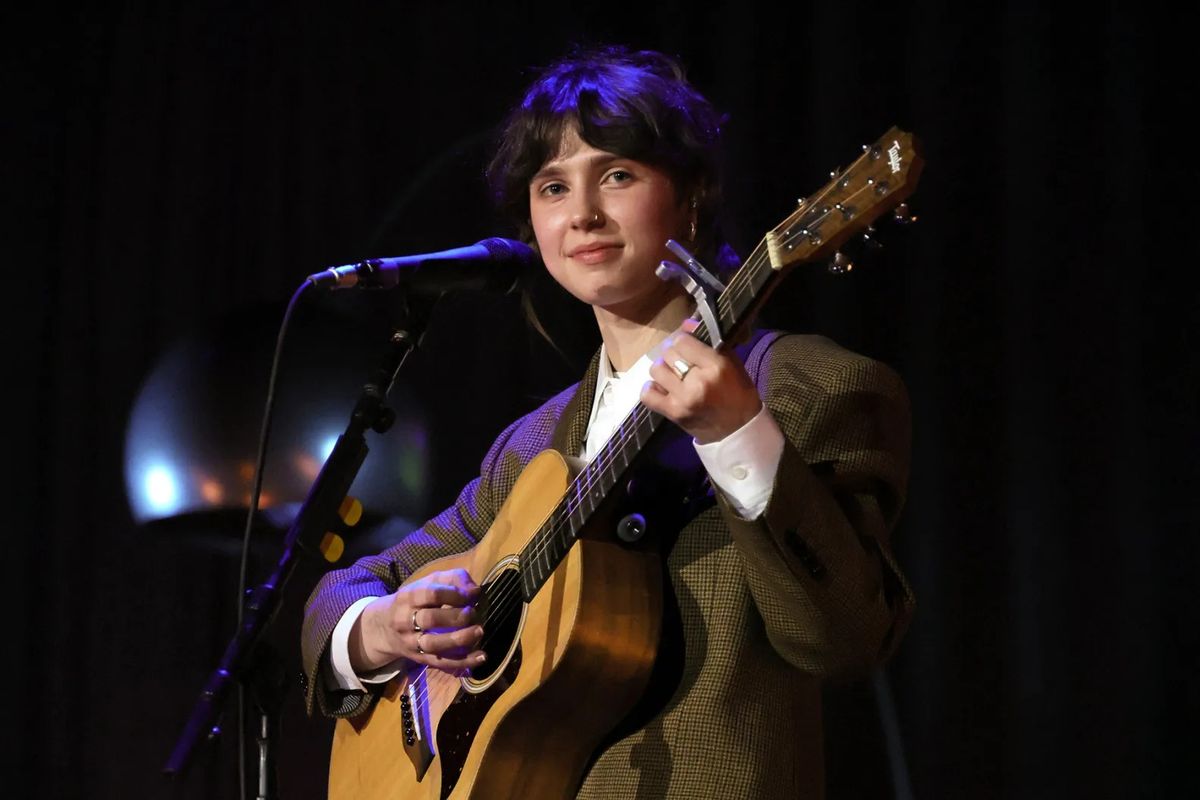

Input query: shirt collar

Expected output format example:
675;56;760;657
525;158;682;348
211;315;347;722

597;342;653;387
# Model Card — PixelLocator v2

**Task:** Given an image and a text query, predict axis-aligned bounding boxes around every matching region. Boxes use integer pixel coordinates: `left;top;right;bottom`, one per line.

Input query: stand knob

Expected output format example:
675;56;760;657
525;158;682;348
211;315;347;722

616;513;647;543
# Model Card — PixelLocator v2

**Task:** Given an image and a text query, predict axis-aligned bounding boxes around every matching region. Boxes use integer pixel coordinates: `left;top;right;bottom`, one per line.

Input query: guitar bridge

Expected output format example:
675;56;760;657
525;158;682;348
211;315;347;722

400;672;435;780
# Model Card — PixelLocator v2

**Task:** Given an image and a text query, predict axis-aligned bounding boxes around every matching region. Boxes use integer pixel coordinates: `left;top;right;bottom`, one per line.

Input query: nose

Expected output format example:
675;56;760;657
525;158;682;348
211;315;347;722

569;193;605;231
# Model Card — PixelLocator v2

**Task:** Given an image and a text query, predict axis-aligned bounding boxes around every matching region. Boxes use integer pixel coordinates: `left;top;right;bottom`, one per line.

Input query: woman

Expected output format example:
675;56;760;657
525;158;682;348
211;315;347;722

302;45;915;798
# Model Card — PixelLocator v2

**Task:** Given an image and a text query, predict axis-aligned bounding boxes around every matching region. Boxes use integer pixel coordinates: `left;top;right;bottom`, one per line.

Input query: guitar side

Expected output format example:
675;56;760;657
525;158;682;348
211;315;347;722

328;449;663;800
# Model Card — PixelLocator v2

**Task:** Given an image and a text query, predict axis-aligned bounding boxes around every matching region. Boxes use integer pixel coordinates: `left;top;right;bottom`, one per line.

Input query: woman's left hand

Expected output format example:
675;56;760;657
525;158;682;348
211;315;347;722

640;319;763;444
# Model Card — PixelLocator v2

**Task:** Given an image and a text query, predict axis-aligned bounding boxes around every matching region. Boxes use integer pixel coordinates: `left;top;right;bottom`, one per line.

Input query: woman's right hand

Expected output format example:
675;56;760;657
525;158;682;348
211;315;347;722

349;568;486;676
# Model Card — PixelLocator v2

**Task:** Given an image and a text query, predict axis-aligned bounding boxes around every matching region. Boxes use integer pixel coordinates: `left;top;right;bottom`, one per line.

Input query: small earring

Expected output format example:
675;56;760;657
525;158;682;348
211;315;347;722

689;219;698;240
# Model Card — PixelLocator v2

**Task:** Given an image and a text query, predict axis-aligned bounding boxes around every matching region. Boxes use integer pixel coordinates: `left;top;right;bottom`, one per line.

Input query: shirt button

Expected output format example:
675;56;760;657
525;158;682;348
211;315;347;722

731;465;749;480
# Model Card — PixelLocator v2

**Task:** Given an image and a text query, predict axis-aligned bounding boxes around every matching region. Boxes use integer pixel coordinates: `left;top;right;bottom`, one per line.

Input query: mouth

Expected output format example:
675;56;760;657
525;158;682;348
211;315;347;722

568;243;622;264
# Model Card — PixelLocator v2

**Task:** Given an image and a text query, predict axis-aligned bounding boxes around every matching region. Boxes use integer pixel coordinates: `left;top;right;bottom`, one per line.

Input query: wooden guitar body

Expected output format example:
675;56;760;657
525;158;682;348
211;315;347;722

329;449;663;799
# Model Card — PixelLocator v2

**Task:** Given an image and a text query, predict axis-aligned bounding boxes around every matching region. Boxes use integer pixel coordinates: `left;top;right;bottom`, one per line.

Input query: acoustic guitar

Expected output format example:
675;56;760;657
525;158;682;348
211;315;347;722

327;127;923;799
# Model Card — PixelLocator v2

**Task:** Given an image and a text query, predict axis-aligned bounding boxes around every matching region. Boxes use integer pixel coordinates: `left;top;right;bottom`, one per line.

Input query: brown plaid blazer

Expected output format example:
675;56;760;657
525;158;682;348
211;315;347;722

301;332;915;799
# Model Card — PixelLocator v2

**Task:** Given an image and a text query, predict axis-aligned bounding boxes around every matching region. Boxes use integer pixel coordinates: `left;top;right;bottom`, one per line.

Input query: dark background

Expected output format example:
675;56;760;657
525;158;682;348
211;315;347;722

6;2;1196;798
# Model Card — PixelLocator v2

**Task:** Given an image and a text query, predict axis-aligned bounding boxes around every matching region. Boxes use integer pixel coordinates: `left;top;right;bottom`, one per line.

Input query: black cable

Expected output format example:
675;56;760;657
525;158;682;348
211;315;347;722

873;668;915;800
232;280;311;800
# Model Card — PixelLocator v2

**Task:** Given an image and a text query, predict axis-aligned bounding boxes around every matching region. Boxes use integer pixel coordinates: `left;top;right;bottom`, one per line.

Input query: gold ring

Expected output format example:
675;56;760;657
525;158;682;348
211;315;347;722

416;633;426;655
672;358;692;379
411;609;423;633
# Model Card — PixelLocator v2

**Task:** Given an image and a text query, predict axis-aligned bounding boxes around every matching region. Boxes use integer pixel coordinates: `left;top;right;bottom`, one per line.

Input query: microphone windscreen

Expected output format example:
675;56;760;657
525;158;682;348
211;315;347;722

478;237;539;267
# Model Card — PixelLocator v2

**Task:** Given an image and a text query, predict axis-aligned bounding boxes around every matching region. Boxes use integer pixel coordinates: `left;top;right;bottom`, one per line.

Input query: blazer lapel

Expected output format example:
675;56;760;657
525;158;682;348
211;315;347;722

551;348;602;457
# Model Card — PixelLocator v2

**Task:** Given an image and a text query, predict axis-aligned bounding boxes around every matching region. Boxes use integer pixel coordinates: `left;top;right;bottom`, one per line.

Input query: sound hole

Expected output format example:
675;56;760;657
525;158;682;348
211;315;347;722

435;568;525;798
471;568;523;682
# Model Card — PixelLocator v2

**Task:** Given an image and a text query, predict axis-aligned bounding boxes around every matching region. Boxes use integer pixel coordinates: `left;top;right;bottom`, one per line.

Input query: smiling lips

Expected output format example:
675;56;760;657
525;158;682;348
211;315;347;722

568;243;623;264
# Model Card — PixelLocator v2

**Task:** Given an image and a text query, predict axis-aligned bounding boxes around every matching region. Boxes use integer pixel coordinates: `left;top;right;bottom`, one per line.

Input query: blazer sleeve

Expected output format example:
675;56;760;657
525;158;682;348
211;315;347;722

717;334;916;678
300;413;527;718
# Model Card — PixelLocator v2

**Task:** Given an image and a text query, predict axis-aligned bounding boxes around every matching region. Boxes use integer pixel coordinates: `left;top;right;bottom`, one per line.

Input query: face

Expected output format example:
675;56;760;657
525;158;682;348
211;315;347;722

528;126;692;318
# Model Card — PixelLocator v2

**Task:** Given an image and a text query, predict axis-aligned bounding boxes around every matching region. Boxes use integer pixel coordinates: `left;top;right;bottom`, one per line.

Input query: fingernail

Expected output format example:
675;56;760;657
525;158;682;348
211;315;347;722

476;653;487;663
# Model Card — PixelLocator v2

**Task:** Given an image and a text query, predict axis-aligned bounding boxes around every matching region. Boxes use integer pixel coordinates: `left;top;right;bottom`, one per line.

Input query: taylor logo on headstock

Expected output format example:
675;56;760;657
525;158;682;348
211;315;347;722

888;139;904;173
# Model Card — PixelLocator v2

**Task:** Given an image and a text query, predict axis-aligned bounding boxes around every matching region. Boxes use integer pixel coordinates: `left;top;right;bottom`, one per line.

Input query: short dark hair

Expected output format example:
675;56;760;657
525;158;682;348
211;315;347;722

486;45;738;275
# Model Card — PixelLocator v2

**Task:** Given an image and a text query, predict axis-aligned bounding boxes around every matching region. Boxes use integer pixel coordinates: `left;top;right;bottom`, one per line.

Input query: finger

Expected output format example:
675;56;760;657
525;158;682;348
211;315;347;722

640;379;682;421
641;379;668;401
432;568;480;595
649;358;686;388
418;625;485;657
413;648;488;674
421;604;480;632
658;345;698;382
679;317;700;334
409;583;477;609
669;333;721;366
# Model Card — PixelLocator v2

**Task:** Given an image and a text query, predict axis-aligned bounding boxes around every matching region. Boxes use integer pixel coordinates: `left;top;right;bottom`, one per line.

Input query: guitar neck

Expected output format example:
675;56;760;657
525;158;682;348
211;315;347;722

517;125;923;599
517;247;787;600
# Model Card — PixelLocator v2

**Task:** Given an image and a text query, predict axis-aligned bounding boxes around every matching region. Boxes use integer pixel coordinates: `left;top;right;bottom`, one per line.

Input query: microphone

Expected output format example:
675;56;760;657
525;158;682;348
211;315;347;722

307;237;537;295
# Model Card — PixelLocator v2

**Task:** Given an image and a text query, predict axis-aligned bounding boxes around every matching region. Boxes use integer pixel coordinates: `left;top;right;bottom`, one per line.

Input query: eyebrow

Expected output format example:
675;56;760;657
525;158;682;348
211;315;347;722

530;152;623;183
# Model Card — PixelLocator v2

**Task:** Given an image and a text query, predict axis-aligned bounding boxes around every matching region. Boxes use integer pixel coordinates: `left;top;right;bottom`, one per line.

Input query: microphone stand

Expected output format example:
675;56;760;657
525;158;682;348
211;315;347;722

163;321;421;798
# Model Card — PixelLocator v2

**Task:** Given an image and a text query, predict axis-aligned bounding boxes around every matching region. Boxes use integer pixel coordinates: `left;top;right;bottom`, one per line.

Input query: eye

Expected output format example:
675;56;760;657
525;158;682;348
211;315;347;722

537;181;568;197
605;169;633;184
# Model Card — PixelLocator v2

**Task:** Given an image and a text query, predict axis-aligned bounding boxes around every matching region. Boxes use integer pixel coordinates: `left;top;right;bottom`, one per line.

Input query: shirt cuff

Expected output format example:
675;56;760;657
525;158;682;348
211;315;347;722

693;404;785;519
327;596;403;692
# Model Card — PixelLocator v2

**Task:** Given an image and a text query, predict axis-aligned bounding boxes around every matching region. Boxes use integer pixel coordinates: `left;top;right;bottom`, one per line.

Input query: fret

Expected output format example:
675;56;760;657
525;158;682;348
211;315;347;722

521;557;536;601
632;414;647;448
539;514;553;582
570;487;586;531
602;442;619;494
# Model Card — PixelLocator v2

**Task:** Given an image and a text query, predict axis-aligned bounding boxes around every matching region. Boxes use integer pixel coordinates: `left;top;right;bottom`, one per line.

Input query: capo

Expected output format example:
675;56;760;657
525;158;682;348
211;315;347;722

655;239;727;349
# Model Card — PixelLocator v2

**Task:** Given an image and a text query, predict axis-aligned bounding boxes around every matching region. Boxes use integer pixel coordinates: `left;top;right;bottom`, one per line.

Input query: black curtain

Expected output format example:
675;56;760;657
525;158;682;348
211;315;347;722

8;2;1194;798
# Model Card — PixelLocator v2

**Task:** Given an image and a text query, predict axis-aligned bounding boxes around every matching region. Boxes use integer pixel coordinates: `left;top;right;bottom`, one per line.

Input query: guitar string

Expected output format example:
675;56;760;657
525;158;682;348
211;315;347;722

403;180;886;716
460;139;901;630
459;244;766;655
440;174;889;678
444;170;893;684
403;154;898;715
464;171;888;647
400;248;768;714
477;135;907;625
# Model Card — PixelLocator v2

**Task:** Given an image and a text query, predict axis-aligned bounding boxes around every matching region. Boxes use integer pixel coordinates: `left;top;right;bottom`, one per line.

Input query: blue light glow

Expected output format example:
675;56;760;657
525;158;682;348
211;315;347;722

320;435;338;461
142;463;182;516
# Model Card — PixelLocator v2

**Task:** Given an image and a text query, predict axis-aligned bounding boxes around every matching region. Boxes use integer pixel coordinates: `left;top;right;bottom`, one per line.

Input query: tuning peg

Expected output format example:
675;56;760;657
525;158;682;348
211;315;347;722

892;203;918;225
827;251;854;274
861;225;883;251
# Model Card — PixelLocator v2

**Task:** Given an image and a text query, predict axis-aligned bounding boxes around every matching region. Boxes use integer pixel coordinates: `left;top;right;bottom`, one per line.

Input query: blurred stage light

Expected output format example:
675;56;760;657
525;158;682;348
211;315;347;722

123;297;431;551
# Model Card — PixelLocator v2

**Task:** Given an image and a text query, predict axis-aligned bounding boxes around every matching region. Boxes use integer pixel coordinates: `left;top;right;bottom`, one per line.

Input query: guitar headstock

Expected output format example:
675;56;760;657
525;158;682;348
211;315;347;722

765;127;924;271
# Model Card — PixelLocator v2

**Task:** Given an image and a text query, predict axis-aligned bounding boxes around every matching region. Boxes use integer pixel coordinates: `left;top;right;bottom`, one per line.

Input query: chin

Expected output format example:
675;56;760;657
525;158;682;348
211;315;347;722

556;278;624;307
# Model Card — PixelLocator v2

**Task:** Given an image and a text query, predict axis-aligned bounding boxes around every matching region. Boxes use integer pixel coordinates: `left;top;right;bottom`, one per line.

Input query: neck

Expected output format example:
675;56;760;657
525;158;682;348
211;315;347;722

593;289;693;373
